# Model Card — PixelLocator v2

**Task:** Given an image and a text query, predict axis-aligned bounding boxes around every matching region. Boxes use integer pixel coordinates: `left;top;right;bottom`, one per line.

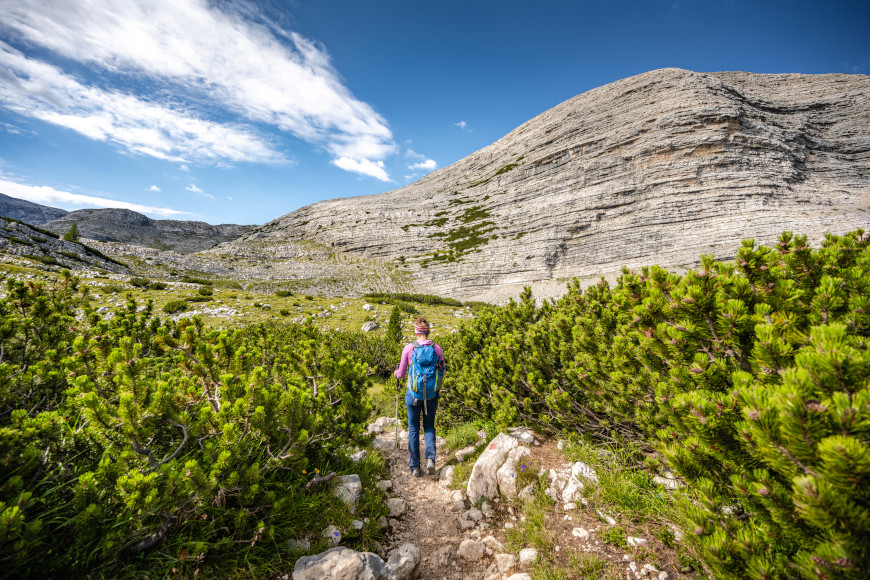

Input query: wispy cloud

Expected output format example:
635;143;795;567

454;121;470;131
332;157;389;181
0;0;395;179
0;43;284;164
0;176;187;216
408;159;437;171
147;185;161;192
185;184;203;193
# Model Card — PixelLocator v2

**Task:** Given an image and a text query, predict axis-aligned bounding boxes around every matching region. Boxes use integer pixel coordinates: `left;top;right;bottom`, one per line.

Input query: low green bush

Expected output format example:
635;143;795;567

147;282;167;290
180;275;212;285
197;286;213;296
162;299;188;314
128;276;149;287
276;290;294;297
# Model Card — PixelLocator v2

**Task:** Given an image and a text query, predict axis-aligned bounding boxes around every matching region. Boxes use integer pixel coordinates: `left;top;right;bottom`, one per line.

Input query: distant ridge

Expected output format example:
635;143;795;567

0;192;68;225
231;68;870;301
43;208;256;254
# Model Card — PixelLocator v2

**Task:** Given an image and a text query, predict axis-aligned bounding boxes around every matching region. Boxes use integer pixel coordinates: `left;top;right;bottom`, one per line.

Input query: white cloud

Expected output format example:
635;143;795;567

0;43;284;164
0;177;187;217
185;184;203;193
331;157;390;181
408;159;437;171
179;164;190;172
147;185;160;192
455;121;468;130
0;0;395;178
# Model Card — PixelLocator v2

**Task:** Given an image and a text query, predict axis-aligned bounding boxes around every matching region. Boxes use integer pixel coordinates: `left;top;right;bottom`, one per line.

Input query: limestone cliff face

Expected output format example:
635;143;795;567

235;69;870;301
44;208;255;254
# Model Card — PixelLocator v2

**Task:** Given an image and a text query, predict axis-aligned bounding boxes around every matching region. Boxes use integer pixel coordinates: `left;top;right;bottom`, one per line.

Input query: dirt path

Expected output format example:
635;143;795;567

379;440;497;580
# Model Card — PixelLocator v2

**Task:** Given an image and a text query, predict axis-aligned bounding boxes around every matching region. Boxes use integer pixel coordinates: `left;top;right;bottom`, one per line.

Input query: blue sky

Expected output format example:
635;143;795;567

0;0;867;225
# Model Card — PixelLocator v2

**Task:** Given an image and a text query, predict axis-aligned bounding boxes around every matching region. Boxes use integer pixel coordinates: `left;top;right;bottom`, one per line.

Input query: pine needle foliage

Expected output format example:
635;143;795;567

440;229;870;579
0;276;376;577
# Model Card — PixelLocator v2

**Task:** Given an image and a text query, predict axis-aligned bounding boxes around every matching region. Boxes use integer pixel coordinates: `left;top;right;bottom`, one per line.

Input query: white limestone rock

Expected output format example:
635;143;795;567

518;548;539;565
457;539;486;562
496;446;532;498
467;433;518;503
334;474;362;514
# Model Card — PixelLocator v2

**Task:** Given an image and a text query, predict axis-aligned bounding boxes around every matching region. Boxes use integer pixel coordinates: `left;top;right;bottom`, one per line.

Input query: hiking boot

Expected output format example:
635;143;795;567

426;458;435;475
411;468;421;477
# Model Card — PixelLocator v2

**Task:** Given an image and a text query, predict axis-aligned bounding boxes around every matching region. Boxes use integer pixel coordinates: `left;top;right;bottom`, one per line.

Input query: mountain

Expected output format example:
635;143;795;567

233;68;870;301
0;192;68;225
43;208;256;254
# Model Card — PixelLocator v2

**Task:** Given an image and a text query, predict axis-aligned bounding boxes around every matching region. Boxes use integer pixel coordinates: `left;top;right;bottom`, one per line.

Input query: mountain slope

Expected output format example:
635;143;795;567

43;208;256;254
234;68;870;301
0;193;68;225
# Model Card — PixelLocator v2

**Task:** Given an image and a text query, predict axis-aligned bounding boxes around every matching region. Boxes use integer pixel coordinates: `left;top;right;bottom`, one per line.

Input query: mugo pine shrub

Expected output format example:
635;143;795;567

0;276;373;577
439;230;870;579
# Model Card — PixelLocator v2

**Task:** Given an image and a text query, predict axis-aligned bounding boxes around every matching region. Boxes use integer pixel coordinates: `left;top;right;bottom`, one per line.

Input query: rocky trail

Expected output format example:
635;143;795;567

292;419;691;579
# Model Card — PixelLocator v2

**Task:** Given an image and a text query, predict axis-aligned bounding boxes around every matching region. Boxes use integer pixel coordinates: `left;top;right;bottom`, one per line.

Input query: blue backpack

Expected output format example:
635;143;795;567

408;343;443;403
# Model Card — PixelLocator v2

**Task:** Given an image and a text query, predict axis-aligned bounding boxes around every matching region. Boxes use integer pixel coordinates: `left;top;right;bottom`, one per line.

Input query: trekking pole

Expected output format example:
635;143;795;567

394;369;400;450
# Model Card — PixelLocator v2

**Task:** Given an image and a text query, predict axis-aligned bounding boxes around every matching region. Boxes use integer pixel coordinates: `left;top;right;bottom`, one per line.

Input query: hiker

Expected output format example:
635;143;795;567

395;317;446;477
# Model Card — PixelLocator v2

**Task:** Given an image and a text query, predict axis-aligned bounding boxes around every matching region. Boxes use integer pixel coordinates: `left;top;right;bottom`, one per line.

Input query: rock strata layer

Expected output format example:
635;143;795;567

232;68;870;302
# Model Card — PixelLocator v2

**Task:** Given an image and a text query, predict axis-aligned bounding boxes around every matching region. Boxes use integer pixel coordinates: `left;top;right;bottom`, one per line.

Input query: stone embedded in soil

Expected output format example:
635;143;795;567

505;574;533;580
455;445;477;462
321;525;341;547
450;500;465;512
518;547;539;565
430;545;455;569
387;498;407;518
386;543;421;580
563;502;577;511
457;539;486;562
572;527;590;539
334;474;362;514
627;536;647;547
480;501;495;518
496;553;517;573
439;465;455;487
482;535;504;552
464;507;484;522
350;450;367;463
376;479;392;492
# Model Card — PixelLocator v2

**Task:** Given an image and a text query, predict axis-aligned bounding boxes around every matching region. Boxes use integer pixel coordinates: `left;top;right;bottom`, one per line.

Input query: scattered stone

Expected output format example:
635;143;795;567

350;450;367;463
596;509;617;525
563;502;577;511
321;525;341;547
496;446;532;498
378;516;388;529
389;518;400;530
507;426;539;445
439;465;455;487
562;461;598;503
286;538;311;553
376;480;392;492
457;516;476;531
363;304;374;311
430;545;455;569
373;437;396;451
518;482;537;502
292;546;385;580
480;501;495;519
482;535;505;552
667;523;685;542
464;508;484;522
352;519;364;530
640;563;659;576
457;539;486;562
387;498;407;518
627;536;647;547
366;423;384;434
334;474;362;513
450;489;465;502
450;500;466;512
505;574;533;580
653;474;681;490
658;572;670;580
361;321;378;332
467;433;519;503
495;553;517;573
386;543;421;580
455;445;477;462
518;548;539;565
572;527;590;539
435;435;446;448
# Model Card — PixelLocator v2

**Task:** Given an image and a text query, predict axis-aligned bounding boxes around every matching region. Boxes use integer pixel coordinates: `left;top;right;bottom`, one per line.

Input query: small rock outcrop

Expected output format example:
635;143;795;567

292;543;420;580
466;433;518;503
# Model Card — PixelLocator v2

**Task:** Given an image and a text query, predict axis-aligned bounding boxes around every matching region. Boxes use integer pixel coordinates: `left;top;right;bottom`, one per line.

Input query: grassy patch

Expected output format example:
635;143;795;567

599;525;627;548
444;423;480;451
505;489;554;553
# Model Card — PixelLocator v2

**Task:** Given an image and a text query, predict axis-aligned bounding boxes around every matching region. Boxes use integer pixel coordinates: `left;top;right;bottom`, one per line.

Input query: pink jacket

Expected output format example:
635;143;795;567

394;339;446;378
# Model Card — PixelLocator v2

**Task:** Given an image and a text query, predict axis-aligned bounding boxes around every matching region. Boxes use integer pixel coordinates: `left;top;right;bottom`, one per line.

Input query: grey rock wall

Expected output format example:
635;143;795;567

231;68;870;301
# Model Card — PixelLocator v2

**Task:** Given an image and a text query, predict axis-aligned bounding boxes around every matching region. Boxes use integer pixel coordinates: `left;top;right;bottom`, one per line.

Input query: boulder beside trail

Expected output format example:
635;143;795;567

335;474;362;513
293;543;420;580
496;446;532;498
467;433;518;503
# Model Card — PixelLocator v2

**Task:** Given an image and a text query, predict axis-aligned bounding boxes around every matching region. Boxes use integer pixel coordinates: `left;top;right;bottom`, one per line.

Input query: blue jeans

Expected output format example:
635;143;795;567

406;390;438;471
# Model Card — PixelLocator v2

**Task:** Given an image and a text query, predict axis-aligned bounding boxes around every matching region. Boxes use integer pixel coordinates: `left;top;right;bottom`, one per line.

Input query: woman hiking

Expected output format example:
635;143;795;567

394;317;446;477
